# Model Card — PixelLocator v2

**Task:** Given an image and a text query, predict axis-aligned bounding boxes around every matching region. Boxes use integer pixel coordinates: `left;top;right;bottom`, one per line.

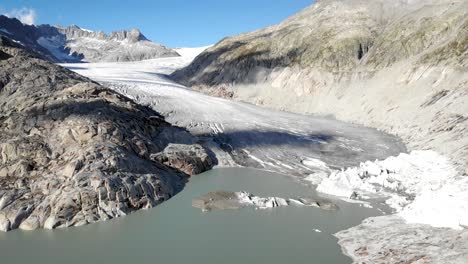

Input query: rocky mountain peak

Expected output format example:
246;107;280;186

0;15;179;62
57;25;101;39
108;28;148;43
57;26;148;43
0;15;25;28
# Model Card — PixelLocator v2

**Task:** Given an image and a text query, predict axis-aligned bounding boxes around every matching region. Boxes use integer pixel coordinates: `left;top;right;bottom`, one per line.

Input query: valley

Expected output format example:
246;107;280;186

1;0;467;263
61;48;405;176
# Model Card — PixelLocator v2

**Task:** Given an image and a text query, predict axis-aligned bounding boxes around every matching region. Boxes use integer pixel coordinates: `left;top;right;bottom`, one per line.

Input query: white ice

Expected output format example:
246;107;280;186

314;150;467;229
61;46;403;177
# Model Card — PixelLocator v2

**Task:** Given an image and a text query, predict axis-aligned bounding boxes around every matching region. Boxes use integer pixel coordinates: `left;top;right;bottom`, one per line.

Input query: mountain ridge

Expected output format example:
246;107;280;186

0;15;179;62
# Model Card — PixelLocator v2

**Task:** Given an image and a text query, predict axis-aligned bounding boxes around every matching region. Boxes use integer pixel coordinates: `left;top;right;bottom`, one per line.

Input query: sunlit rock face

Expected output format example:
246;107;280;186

0;36;210;232
191;191;338;212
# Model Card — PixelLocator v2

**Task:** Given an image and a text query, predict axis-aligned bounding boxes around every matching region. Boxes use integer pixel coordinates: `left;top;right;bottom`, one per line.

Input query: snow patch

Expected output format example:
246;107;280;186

80;27;94;33
37;36;78;62
302;157;329;169
302;157;331;184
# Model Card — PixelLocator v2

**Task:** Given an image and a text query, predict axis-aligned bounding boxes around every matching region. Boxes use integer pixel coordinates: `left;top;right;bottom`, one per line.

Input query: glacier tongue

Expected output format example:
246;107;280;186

314;150;467;229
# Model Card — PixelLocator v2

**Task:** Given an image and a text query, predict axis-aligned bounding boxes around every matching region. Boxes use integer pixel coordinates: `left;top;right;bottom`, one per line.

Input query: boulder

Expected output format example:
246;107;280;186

19;216;40;231
152;144;213;175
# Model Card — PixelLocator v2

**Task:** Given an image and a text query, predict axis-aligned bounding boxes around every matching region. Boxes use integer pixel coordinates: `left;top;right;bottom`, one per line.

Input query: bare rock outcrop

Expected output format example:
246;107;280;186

151;144;213;175
0;36;212;232
335;215;468;264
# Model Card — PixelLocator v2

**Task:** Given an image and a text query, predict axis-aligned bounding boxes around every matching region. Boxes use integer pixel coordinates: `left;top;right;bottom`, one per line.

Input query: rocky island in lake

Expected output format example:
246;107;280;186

192;190;338;211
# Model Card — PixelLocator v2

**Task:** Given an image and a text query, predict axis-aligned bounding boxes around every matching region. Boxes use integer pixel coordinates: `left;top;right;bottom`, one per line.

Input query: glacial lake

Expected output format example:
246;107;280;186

0;168;385;264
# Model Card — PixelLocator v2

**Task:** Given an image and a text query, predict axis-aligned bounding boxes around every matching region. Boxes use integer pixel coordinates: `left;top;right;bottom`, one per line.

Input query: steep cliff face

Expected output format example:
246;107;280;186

0;36;211;232
0;16;179;62
172;0;468;171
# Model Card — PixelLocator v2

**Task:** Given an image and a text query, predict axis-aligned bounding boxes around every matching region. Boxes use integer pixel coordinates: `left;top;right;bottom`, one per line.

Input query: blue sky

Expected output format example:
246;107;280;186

0;0;314;47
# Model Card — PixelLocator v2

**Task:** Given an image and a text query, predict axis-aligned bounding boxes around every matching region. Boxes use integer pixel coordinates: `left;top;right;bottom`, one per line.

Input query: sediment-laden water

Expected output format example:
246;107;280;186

0;168;385;264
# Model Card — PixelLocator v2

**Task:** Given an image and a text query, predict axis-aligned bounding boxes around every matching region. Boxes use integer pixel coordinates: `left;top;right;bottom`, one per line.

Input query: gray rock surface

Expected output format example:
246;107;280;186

192;191;245;211
0;15;179;62
192;191;337;212
0;36;211;232
151;144;213;175
51;25;180;62
335;215;468;264
172;0;468;173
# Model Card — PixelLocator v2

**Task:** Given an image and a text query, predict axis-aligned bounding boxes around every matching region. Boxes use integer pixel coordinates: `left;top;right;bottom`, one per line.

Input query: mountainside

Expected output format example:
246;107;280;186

0;35;211;232
172;0;468;172
0;15;179;62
